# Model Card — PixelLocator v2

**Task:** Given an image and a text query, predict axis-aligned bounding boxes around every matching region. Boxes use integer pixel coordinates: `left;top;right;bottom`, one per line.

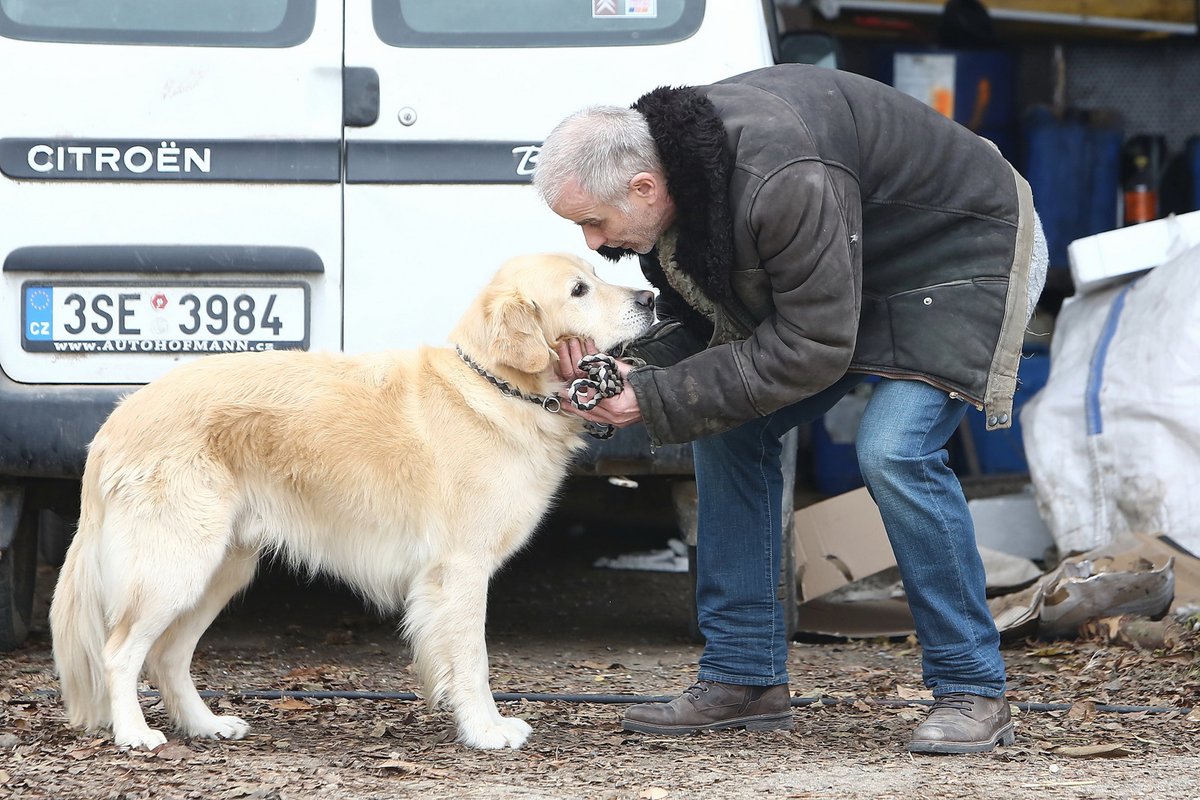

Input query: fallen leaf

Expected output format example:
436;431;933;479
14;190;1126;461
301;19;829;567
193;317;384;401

66;745;103;760
269;697;312;711
895;686;932;701
151;742;194;761
1028;645;1072;657
0;769;10;783
1066;701;1097;722
1049;744;1135;758
638;788;669;799
376;759;450;778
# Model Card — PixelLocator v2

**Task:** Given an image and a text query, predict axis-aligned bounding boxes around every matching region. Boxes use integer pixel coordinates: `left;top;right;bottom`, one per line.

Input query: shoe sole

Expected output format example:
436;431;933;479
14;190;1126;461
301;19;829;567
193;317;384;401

906;722;1016;754
621;713;794;736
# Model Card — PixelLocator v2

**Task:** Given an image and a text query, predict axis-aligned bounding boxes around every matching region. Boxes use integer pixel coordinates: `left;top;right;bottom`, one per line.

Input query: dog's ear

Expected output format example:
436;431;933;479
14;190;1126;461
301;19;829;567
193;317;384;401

485;287;552;374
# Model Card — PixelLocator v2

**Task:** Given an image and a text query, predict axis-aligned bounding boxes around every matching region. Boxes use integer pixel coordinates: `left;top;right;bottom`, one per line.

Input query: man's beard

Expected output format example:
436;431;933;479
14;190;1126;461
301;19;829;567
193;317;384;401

597;244;636;262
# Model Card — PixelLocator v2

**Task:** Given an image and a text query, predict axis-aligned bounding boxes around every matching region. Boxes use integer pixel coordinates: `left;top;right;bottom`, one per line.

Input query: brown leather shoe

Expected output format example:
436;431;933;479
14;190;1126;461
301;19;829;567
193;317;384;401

622;681;793;736
907;693;1015;754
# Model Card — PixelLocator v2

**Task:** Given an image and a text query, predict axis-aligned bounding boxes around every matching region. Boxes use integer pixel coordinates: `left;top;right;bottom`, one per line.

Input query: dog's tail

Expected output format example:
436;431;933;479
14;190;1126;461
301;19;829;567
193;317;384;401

50;461;112;730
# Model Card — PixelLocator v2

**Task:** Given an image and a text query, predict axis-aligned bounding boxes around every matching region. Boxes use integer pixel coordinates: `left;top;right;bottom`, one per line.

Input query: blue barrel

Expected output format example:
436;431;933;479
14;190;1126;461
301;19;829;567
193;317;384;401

1022;107;1121;268
1190;136;1200;211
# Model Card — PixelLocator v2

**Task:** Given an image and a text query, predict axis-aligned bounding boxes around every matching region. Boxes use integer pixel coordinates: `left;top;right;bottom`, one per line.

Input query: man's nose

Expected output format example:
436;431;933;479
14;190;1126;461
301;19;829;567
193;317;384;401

583;229;606;251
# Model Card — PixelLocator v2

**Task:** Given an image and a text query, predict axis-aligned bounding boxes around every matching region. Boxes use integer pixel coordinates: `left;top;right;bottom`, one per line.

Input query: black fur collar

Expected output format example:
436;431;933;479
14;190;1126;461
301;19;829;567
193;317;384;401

598;86;735;308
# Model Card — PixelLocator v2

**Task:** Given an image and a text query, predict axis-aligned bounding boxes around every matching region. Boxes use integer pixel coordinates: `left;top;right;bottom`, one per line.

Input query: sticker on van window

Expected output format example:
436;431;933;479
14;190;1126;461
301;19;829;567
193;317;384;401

592;0;657;18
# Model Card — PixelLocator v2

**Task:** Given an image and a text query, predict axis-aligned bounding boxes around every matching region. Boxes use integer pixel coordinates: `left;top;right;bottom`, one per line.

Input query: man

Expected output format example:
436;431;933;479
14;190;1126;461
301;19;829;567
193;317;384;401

533;64;1047;754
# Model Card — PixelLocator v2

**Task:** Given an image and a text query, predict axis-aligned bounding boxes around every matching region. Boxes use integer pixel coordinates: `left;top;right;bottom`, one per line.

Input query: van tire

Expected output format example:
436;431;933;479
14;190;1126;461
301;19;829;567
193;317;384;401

0;491;37;651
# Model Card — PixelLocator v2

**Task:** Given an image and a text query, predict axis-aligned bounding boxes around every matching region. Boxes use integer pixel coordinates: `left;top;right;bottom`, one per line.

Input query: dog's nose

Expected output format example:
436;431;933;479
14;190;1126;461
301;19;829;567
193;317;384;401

634;290;655;310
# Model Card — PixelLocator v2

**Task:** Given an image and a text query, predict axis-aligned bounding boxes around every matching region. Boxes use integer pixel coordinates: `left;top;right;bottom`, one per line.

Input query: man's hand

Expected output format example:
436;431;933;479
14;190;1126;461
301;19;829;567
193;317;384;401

554;338;596;382
554;339;643;429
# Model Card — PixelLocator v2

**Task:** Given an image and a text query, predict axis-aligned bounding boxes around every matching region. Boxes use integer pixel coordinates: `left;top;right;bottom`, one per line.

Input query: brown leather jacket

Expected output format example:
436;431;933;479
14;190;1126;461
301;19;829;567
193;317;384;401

615;65;1038;446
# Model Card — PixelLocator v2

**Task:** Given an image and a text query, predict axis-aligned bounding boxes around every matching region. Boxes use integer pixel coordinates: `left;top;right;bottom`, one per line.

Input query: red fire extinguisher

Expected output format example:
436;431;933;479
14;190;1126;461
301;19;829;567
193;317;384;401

1122;134;1166;226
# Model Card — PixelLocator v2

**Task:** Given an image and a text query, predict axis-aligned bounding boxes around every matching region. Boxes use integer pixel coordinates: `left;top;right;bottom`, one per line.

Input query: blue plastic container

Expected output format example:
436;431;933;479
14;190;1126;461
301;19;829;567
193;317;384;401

1022;108;1122;269
870;46;1018;160
1190;136;1200;211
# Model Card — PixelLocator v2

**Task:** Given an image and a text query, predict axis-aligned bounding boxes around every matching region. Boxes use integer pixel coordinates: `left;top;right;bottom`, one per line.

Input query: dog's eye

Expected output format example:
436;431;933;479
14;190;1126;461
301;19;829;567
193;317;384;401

571;282;589;298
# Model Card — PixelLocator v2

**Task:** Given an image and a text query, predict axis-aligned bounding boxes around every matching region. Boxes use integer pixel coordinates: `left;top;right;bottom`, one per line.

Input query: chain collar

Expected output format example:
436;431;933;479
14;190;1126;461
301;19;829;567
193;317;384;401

454;345;562;413
454;344;617;440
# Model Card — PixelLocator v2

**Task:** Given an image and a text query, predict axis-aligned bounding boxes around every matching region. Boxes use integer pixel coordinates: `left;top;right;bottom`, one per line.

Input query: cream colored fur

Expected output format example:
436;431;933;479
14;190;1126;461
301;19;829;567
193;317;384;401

49;253;654;751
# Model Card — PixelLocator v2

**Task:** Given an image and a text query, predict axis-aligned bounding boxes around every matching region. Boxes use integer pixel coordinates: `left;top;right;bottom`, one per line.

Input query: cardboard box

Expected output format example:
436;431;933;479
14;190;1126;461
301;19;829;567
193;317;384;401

1067;210;1200;295
793;487;898;604
791;488;1043;638
792;489;914;637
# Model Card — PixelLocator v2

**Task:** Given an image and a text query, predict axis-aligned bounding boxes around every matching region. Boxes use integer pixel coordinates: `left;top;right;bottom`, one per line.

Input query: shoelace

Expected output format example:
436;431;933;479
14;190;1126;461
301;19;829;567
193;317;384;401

929;694;976;717
681;681;715;701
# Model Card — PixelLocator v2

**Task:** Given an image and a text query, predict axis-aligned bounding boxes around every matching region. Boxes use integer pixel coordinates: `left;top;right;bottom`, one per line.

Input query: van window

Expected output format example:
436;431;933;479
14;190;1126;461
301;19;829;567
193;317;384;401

373;0;704;48
0;0;315;47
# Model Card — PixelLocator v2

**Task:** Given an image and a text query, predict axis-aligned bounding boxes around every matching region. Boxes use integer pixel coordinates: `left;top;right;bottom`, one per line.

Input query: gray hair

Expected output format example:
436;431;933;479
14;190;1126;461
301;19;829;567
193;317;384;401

532;105;662;210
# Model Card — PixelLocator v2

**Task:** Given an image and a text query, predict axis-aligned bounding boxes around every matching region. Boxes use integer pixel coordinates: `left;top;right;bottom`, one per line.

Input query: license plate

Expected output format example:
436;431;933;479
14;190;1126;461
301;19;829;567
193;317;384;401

21;282;309;354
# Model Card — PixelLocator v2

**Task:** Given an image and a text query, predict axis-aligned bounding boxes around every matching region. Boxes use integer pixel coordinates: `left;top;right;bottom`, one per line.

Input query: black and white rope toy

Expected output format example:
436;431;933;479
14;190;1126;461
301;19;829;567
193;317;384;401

567;353;624;440
567;353;623;411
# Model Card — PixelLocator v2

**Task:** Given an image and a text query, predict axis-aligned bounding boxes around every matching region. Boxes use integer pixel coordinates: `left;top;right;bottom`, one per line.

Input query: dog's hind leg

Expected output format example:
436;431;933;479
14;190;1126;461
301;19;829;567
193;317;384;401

101;508;239;749
104;604;186;749
146;547;258;741
404;556;532;749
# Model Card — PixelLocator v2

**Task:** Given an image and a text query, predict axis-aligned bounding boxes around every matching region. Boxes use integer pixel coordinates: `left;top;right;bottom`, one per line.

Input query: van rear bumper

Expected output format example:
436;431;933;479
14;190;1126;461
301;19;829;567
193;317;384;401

0;367;694;479
0;366;129;479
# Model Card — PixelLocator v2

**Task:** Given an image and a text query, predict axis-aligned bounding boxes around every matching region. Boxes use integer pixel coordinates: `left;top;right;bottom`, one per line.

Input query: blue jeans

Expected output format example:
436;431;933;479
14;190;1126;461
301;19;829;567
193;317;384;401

692;376;1006;698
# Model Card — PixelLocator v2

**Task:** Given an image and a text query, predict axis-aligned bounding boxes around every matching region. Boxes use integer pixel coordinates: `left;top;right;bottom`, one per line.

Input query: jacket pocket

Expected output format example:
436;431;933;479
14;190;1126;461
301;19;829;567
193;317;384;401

887;278;1008;396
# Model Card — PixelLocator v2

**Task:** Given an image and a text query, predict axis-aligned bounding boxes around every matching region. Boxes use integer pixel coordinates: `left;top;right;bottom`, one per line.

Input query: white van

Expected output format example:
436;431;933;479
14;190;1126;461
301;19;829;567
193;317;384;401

0;0;827;648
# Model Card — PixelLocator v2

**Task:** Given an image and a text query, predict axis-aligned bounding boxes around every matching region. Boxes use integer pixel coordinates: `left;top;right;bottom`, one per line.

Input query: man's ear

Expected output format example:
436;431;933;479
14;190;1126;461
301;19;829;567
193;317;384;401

484;288;552;374
629;171;663;203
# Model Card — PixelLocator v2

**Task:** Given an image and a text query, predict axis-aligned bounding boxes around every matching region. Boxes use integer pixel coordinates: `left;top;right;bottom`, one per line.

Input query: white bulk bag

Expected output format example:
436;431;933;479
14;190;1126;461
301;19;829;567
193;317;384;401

1022;243;1200;556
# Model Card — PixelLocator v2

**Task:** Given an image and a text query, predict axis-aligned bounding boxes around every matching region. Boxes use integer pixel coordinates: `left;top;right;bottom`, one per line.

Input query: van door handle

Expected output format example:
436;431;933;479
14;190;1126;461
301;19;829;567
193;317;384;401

344;67;380;127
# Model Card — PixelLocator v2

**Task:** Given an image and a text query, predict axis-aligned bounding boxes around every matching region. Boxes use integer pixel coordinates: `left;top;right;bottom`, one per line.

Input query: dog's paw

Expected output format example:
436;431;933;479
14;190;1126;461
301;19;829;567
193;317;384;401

459;716;533;749
184;714;250;741
113;725;168;750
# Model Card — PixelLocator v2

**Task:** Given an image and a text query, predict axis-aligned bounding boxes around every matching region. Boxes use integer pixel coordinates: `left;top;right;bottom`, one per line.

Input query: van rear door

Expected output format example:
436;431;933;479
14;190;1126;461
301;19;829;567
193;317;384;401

341;0;774;352
0;0;343;386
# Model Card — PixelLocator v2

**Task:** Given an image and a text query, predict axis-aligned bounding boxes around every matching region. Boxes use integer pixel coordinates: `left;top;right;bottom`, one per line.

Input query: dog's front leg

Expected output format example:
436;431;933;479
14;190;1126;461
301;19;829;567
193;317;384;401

405;558;532;749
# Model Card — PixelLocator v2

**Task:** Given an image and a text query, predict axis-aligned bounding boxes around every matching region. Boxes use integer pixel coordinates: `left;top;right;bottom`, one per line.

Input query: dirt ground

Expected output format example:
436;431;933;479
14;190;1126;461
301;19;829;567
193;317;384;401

2;490;1199;800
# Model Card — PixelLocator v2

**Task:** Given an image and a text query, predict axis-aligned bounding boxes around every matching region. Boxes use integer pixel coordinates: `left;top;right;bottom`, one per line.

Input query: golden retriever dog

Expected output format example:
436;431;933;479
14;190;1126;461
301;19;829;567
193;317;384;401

50;253;655;751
